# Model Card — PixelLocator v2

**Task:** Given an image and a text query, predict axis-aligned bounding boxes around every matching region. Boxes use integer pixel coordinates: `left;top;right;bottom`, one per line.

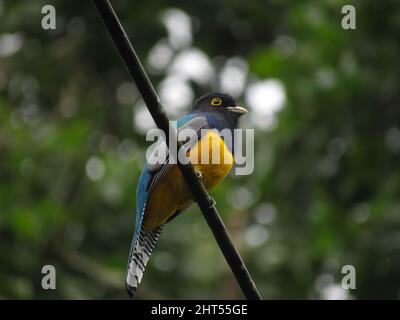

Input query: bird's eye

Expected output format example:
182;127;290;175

211;98;222;106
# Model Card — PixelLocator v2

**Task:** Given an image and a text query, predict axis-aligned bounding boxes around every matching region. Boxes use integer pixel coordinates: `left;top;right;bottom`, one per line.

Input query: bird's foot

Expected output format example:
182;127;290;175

195;169;203;180
207;197;216;208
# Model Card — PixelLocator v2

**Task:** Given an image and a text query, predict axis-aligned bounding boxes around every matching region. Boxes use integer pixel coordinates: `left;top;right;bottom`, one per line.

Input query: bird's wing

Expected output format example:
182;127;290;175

136;113;209;228
126;113;209;296
146;114;209;195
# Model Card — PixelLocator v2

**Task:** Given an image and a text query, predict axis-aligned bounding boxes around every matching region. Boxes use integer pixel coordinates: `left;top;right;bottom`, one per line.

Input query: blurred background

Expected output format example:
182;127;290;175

1;0;400;299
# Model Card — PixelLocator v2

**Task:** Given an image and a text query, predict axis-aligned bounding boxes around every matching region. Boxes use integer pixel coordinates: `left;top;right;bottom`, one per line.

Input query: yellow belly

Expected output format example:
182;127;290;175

142;130;233;232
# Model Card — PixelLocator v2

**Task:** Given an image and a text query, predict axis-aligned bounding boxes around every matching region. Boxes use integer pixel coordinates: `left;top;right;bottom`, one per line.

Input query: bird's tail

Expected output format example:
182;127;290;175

125;225;163;298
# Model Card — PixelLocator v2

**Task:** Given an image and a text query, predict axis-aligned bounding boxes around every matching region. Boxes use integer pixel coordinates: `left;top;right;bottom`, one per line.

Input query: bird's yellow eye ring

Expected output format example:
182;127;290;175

211;98;222;106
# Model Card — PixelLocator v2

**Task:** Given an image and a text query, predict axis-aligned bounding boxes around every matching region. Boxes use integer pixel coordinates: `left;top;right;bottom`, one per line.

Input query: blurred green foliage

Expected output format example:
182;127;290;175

1;0;400;299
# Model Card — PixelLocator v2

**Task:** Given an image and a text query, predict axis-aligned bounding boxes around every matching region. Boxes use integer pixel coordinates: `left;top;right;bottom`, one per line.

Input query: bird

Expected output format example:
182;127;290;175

125;92;248;297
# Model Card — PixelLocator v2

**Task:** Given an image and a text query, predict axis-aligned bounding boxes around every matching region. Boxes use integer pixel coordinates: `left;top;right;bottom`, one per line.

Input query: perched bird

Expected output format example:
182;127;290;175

125;92;247;297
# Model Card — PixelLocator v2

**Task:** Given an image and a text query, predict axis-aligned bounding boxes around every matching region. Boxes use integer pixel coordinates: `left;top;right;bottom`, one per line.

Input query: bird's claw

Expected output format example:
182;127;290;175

195;169;202;179
208;197;216;208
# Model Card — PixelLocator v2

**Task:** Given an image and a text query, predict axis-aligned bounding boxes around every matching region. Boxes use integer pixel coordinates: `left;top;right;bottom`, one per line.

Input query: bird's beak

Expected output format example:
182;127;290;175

226;106;248;116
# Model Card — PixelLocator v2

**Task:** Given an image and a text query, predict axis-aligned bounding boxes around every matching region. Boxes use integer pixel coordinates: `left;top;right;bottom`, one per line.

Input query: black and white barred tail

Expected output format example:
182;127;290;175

125;225;163;297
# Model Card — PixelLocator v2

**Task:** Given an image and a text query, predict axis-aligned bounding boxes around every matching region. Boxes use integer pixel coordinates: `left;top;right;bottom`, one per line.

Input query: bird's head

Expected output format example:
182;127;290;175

192;93;248;126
